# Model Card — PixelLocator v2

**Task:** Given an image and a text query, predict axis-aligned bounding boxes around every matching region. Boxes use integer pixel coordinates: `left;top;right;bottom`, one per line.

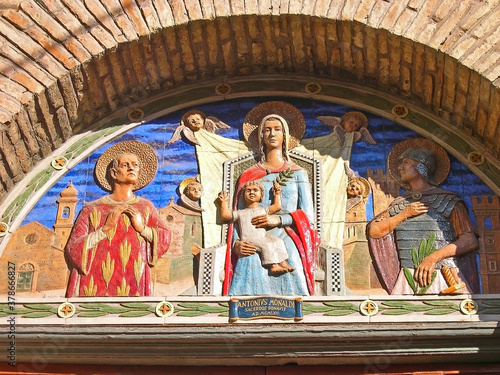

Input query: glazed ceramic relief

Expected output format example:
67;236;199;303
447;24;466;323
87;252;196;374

1;98;498;303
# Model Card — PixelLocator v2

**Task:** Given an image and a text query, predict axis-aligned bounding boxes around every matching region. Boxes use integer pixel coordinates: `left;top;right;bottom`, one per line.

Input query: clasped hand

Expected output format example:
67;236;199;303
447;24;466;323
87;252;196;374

102;204;145;234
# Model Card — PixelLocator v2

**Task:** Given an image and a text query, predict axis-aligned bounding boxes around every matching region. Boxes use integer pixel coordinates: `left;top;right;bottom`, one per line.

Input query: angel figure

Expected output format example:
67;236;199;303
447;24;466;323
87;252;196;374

167;109;230;146
317;111;376;146
344;161;371;213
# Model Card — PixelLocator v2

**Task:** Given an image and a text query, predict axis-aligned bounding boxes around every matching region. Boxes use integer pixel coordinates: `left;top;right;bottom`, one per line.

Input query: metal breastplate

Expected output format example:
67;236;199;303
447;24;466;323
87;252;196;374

389;192;461;269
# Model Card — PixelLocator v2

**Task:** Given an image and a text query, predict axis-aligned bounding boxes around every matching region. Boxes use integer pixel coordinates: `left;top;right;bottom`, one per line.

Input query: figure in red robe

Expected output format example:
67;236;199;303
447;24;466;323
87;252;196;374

65;141;171;297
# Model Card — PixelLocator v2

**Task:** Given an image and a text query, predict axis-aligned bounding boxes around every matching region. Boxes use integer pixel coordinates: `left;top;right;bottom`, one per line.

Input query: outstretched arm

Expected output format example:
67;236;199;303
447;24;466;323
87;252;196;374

267;181;282;215
367;201;429;239
216;191;234;222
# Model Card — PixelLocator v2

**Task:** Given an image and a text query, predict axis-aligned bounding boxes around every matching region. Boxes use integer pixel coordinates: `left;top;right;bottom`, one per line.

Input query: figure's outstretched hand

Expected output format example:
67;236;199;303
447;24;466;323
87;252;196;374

251;214;280;229
124;206;146;233
414;253;438;287
403;201;429;219
102;205;128;233
272;181;282;195
234;241;257;257
216;191;229;204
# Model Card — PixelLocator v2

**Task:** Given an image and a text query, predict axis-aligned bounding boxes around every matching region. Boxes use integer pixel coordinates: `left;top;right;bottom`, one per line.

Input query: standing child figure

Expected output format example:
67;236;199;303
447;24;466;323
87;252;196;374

217;180;295;275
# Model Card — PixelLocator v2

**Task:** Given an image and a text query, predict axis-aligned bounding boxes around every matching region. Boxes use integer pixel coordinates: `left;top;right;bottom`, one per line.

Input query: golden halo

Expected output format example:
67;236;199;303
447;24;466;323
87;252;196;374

181;110;206;125
387;138;450;189
94;141;158;192
349;177;371;198
179;176;200;195
242;101;306;150
341;111;368;128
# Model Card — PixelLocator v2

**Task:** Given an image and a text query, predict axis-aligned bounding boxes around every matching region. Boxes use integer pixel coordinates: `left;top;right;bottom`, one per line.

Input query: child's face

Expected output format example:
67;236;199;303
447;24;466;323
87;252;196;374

344;116;362;132
347;181;363;198
243;185;262;205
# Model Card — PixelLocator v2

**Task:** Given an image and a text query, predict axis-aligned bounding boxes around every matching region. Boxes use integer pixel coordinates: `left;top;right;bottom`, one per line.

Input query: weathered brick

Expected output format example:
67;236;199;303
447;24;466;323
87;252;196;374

100;0;138;41
311;18;327;69
246;14;260;39
379;1;407;31
213;0;231;17
378;56;389;87
367;0;391;28
153;0;175;28
177;27;196;74
339;22;353;72
4;117;21;145
13;140;31;173
15;108;40;156
312;0;329;17
290;17;305;67
260;17;277;67
190;21;207;70
46;81;65;110
405;0;440;40
377;30;388;55
392;7;415;36
352;47;364;80
432;52;445;112
58;74;79;123
428;1;472;49
479;76;492;109
400;65;411;97
125;0;153;35
231;17;249;64
388;34;401;87
184;0;203;19
441;55;456;111
0;20;67;79
81;62;105;116
204;20;219;67
26;25;78;70
423;74;433;107
352;21;364;49
465;72;480;125
326;0;344;19
0;92;21;115
0;108;11;124
105;51;127;98
143;38;161;88
485;88;500;140
54;105;72;140
85;0;126;43
198;0;215;18
129;41;149;88
452;91;466;127
340;0;360;21
163;29;184;83
0;74;26;100
0;130;23;178
365;29;377;77
24;99;52;156
289;0;302;14
19;2;72;42
35;91;59;143
168;0;189;23
459;1;497;31
476;106;488;137
474;49;500;77
0;154;14;190
353;0;375;25
251;42;264;71
41;0;103;56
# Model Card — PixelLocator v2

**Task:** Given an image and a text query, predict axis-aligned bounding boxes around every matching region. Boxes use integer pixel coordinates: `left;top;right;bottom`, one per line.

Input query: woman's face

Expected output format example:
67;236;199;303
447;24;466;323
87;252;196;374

262;120;284;150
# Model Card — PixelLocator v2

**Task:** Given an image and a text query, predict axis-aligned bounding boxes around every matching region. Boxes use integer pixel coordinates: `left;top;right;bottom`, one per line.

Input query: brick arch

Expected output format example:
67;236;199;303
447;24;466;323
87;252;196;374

0;0;499;204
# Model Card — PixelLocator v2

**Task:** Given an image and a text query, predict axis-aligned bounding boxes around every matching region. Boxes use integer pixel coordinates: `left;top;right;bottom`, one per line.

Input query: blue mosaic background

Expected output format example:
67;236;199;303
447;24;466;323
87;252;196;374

23;97;494;228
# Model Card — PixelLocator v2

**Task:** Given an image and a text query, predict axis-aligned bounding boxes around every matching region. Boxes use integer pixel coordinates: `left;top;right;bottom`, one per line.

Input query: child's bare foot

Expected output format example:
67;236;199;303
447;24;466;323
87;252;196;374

269;263;288;275
279;260;295;273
